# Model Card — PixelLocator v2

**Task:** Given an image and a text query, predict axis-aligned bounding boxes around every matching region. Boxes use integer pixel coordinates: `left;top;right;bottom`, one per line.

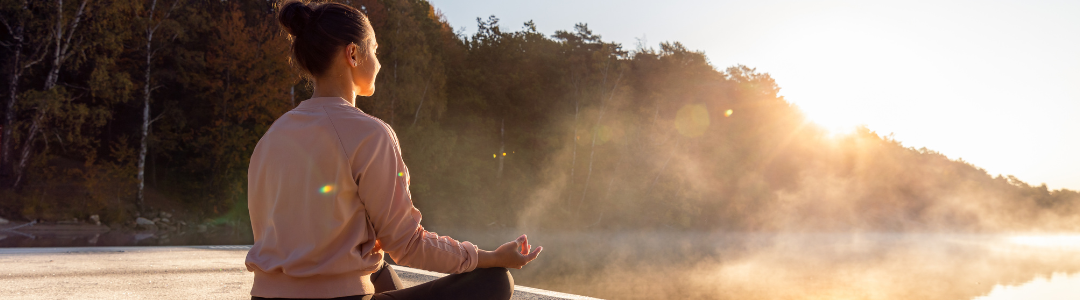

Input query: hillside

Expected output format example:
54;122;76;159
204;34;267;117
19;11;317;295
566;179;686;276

0;0;1076;232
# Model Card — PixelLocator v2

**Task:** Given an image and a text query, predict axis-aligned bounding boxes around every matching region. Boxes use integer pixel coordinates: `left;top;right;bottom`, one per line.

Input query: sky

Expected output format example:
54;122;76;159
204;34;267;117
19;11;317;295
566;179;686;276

428;0;1080;191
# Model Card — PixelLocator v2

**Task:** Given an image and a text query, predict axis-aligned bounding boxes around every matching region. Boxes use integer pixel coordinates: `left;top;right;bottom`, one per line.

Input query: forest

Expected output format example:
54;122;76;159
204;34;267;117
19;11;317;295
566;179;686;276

2;0;1078;233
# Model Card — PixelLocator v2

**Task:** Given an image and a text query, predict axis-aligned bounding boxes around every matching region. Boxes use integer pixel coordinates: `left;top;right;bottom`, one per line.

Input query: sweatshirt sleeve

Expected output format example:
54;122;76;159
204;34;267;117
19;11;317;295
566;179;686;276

352;121;479;274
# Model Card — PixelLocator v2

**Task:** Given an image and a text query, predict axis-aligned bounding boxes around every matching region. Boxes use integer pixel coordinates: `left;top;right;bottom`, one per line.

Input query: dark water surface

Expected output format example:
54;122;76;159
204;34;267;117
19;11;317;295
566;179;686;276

0;222;252;247
3;223;1078;300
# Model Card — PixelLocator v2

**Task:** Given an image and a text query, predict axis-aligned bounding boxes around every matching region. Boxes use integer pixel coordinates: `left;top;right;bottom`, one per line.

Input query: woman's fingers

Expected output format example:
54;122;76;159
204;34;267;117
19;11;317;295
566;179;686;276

526;246;543;261
514;246;542;269
520;234;530;255
497;234;542;269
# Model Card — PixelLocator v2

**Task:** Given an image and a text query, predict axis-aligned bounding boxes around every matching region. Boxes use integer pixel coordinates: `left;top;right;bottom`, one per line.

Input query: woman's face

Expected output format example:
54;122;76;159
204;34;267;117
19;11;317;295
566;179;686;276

352;38;380;97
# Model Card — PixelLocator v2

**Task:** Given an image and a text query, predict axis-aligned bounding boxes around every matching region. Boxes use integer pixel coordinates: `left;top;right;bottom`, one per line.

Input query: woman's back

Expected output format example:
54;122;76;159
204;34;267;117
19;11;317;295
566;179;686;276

246;96;485;298
246;97;389;297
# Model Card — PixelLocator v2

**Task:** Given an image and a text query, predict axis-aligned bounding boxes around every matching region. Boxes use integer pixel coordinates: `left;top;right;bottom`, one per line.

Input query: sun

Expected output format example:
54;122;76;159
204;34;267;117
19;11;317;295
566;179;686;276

793;100;864;137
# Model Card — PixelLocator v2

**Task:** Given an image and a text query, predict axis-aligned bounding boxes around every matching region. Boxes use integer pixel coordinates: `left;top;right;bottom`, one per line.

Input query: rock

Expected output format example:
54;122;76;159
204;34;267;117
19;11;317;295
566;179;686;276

89;215;101;226
0;217;8;224
160;218;170;224
196;225;207;233
136;217;155;225
179;220;187;226
152;218;161;223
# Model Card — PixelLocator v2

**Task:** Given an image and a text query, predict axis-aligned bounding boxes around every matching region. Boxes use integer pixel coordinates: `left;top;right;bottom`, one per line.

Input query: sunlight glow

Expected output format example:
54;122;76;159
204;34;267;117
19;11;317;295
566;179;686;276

974;272;1080;300
675;104;710;137
799;105;863;137
1008;235;1080;248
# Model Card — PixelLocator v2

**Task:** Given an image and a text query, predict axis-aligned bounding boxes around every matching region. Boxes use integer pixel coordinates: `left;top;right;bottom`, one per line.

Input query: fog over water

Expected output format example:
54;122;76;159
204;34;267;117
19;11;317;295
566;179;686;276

452;229;1080;300
3;227;1077;299
3;227;1078;299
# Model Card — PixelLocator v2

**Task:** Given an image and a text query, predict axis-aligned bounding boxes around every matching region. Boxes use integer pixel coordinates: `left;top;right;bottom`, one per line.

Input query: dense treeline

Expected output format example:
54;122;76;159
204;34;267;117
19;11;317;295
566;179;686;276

1;0;1077;231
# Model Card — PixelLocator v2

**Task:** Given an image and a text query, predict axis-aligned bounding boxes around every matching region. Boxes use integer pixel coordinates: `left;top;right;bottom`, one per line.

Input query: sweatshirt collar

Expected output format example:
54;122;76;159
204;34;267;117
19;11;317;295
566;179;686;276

297;97;354;109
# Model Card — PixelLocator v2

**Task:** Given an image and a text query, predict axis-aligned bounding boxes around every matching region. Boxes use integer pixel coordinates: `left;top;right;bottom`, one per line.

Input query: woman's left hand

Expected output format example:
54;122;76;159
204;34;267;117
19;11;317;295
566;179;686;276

477;234;543;269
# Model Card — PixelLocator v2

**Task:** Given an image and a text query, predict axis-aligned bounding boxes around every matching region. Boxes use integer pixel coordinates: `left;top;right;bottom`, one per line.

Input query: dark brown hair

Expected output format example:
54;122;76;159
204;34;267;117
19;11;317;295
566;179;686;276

278;0;374;78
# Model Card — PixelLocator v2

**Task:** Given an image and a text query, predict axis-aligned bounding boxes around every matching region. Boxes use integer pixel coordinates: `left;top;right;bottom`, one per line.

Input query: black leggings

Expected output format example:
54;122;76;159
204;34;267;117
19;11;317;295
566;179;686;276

252;262;514;300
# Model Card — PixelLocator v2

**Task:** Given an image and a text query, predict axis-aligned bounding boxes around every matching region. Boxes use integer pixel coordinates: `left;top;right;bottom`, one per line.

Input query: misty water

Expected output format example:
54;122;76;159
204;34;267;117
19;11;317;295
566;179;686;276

3;226;1080;299
454;229;1080;300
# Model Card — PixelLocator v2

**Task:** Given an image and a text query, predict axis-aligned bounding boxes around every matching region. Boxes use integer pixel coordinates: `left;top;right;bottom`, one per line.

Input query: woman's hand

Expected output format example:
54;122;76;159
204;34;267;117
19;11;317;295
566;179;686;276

476;234;543;269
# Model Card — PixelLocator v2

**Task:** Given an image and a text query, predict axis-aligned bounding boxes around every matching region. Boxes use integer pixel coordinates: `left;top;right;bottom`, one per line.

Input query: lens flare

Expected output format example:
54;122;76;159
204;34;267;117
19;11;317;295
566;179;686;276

725;109;733;117
319;185;334;194
398;172;404;177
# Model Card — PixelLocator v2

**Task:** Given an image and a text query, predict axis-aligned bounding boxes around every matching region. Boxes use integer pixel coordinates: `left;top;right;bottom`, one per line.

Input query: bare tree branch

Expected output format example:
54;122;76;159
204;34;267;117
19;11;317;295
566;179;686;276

577;69;624;213
148;110;166;125
0;15;12;37
149;0;179;37
0;0;26;37
59;82;89;91
22;41;49;70
411;81;430;128
58;0;90;60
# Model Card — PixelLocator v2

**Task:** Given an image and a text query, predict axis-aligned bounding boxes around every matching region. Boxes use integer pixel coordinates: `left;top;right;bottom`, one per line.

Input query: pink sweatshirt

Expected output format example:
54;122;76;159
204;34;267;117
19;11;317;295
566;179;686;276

245;97;479;298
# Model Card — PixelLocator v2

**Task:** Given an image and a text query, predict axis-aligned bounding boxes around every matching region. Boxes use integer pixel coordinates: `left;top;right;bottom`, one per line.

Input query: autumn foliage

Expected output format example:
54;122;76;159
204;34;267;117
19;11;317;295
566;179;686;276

1;0;1077;231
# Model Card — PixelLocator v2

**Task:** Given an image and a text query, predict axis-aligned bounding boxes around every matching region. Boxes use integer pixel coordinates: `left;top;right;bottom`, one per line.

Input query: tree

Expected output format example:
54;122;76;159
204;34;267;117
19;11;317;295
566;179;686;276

0;0;47;185
179;0;293;213
132;0;180;209
8;0;90;189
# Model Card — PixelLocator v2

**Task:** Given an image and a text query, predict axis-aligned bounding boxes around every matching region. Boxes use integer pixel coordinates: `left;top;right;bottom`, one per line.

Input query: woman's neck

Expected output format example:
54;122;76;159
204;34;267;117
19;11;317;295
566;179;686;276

310;70;356;106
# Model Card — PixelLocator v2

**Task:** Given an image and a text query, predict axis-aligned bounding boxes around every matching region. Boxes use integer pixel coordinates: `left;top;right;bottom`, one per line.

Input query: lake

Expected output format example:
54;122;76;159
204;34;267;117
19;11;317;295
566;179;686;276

452;229;1080;300
3;223;1078;299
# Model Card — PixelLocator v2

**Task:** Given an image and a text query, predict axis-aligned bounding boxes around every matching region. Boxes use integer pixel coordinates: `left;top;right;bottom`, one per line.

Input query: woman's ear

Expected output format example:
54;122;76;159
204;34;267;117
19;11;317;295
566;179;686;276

349;44;359;67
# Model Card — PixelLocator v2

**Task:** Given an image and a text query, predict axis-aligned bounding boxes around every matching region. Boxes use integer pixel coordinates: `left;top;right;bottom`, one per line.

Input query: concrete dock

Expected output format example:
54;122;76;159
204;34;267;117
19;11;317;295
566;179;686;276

0;246;598;300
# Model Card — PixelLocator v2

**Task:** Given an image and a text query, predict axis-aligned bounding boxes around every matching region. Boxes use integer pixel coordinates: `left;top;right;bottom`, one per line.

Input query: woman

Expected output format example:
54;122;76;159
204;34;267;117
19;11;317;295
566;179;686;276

245;1;542;299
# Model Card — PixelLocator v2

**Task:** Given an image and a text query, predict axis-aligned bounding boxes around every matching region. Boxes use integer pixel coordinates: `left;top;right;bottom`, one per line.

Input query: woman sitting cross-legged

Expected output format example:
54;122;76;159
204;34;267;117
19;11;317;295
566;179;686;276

245;1;542;299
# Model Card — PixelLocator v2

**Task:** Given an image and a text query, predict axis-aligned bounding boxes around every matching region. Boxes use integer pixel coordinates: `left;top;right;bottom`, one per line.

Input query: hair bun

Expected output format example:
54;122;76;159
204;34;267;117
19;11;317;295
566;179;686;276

279;1;313;37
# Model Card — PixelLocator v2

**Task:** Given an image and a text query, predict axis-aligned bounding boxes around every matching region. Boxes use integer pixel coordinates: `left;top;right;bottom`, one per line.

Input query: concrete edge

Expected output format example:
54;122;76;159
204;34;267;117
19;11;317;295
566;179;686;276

0;245;603;300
